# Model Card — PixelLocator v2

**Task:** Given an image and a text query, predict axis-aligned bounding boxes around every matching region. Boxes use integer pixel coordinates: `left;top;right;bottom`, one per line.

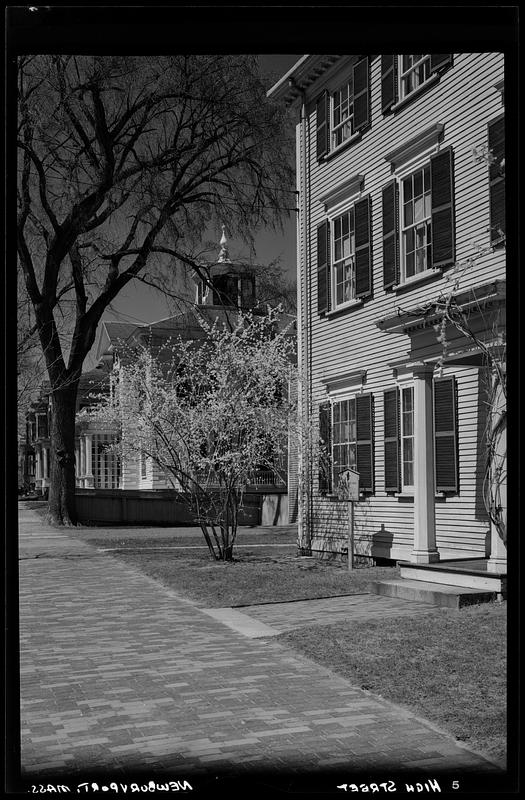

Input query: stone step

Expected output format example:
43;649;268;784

370;579;497;609
399;565;506;593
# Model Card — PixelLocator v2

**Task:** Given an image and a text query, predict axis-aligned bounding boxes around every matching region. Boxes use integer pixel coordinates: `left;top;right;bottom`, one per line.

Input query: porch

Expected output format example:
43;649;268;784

371;557;506;607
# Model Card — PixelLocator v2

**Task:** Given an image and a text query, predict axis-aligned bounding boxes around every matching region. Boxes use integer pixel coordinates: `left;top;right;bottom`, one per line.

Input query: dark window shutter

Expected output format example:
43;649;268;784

356;393;374;492
353;56;370;131
354;195;372;299
430;54;452;72
319;403;332;495
488;116;505;244
433;377;458;493
381;54;397;113
430;147;455;269
317;220;330;313
382;180;399;288
384;389;400;492
316;91;329;159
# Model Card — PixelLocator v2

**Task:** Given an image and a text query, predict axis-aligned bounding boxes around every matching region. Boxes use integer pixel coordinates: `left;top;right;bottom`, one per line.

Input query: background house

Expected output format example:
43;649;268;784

22;232;295;526
269;54;506;573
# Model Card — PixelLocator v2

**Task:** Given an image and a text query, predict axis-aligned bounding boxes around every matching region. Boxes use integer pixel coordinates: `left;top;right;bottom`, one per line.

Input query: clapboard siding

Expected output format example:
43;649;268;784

295;52;504;559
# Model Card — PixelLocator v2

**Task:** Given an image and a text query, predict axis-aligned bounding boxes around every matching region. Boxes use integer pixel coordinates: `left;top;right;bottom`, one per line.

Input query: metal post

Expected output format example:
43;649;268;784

348;500;354;571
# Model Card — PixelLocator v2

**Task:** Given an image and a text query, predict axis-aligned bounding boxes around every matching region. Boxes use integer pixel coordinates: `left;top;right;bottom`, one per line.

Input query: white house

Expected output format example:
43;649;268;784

269;54;506;578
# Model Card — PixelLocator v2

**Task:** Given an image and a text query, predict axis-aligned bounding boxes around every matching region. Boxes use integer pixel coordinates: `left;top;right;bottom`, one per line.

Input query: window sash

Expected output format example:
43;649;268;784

401;165;432;281
332;207;356;306
332;81;354;147
92;433;121;489
332;398;357;486
399;55;431;98
401;386;414;490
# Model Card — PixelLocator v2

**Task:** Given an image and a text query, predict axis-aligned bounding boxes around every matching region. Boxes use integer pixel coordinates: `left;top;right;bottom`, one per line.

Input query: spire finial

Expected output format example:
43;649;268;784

218;224;231;263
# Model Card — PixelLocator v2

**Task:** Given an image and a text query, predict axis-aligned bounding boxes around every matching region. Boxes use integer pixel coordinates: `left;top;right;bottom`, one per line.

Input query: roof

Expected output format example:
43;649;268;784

267;55;343;103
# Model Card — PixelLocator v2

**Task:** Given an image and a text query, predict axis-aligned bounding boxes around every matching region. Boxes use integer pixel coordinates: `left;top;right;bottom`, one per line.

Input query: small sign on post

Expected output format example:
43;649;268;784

336;468;360;571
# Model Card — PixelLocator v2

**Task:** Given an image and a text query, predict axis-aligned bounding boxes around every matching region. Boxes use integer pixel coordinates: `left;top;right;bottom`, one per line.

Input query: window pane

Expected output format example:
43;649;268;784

348;444;356;467
342;212;349;237
404;202;413;227
405;227;415;253
416;248;426;272
403;460;413;486
403;177;412;201
341;401;348;422
333;403;340;423
406;252;415;278
414;196;424;222
414;170;423;198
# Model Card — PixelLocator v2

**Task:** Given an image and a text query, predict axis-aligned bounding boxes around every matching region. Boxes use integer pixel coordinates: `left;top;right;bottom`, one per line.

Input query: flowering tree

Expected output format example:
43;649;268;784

84;308;297;561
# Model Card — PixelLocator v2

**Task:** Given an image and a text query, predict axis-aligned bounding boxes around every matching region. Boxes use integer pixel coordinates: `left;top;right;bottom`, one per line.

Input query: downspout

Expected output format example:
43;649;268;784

291;77;312;554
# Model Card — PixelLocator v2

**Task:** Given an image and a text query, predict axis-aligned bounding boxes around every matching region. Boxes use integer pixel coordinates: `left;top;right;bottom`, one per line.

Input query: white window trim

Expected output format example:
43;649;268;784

394;148;439;288
330;393;358;490
400;383;415;493
331;79;354;151
398;55;432;100
329;195;361;311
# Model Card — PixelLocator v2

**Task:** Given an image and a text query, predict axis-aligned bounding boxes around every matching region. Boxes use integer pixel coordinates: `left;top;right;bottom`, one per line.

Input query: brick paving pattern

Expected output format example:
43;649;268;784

18;504;499;783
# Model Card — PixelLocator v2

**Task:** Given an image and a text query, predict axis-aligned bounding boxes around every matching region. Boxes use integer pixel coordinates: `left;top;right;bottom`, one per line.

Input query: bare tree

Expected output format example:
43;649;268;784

17;54;294;524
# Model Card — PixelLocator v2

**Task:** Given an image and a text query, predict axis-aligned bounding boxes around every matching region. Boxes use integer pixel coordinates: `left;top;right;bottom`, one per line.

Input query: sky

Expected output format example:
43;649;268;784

97;54;302;341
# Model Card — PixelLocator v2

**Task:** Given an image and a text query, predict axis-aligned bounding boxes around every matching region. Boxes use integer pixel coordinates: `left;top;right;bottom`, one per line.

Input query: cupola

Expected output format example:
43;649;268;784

192;225;257;310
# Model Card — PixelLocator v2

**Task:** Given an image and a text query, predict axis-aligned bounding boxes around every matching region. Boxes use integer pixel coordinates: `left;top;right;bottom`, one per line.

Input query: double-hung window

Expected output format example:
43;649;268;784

318;194;372;314
401;164;432;280
318;393;374;496
332;80;354;148
382;147;455;289
381;54;452;113
333;206;356;307
316;57;370;160
399;55;432;100
332;397;357;485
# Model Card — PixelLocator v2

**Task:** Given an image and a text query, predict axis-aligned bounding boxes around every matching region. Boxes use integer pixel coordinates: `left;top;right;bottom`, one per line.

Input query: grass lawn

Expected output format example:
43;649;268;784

278;602;507;766
87;535;400;606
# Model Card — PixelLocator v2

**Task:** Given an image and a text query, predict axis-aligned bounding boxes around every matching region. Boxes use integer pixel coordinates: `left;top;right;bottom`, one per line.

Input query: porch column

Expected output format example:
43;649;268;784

487;363;507;572
85;433;94;489
411;364;439;563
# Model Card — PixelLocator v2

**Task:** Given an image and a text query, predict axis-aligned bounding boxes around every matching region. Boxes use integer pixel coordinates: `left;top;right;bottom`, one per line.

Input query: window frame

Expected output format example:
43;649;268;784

399;162;432;282
395;151;438;287
331;395;358;491
331;78;354;151
398;55;432;101
330;201;358;310
400;383;415;492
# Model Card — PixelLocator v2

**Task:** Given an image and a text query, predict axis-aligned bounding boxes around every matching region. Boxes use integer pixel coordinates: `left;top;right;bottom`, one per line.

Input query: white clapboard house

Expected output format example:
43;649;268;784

269;54;506;600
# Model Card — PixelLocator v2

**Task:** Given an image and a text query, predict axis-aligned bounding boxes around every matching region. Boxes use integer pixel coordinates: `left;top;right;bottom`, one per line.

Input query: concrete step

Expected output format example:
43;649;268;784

370;579;498;609
399;565;506;593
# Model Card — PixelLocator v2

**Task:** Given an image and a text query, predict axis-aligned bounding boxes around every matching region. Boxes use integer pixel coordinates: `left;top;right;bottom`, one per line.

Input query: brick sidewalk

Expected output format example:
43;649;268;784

17;504;500;788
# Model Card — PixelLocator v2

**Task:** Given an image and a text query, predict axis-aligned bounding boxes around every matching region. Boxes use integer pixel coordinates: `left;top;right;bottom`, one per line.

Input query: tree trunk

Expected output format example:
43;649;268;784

47;382;79;526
